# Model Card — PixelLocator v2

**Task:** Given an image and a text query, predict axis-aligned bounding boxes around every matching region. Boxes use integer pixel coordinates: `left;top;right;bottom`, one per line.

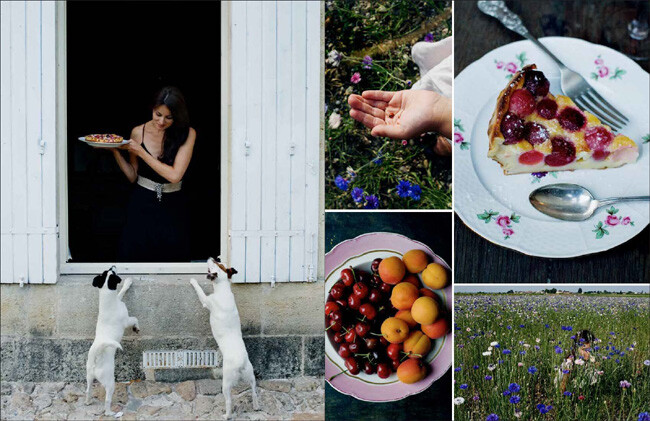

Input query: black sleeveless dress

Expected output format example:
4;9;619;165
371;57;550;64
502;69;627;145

117;126;191;262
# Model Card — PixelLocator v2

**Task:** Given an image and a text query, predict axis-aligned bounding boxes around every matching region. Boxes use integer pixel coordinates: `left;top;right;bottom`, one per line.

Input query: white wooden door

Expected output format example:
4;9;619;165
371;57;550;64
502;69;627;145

0;1;58;284
228;1;320;283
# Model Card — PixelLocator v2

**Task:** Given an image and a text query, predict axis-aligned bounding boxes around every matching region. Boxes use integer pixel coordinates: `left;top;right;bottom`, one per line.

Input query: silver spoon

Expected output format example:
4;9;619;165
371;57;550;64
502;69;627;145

529;183;649;221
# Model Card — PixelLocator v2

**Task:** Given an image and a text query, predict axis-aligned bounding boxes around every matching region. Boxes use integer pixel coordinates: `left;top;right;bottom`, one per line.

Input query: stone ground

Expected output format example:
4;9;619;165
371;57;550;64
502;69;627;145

0;378;324;420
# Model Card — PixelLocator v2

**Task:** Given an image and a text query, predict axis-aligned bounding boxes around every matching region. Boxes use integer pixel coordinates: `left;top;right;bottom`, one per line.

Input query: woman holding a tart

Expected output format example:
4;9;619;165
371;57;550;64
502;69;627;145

111;86;195;262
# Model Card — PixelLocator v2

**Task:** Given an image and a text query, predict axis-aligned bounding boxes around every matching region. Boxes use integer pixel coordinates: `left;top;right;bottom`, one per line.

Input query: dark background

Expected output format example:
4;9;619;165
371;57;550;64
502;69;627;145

325;212;452;421
455;0;650;283
67;1;220;262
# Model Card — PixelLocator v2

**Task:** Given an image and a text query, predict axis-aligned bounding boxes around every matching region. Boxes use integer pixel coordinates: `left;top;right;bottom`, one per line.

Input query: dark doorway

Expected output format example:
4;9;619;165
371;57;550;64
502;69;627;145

66;1;220;262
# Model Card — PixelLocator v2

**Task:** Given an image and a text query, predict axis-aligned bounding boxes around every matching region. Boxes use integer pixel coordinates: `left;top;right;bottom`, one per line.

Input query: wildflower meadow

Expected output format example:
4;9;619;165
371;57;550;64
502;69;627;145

325;0;452;209
454;294;650;421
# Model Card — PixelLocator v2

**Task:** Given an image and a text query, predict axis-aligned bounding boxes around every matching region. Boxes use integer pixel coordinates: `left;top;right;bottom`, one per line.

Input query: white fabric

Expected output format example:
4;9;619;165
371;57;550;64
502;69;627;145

411;36;453;98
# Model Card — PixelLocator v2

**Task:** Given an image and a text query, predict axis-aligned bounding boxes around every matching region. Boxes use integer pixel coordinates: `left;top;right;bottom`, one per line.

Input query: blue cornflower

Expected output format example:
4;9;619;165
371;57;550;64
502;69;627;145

364;195;379;209
473;365;479;370
362;55;373;69
502;390;511;396
509;395;521;404
545;324;550;328
528;366;538;374
508;383;521;393
396;180;411;198
503;349;511;355
454;367;462;372
537;404;552;414
563;391;572;397
498;359;504;364
520;351;526;355
372;156;383;165
485;375;492;381
351;187;364;203
507;325;512;330
519;324;525;328
638;412;650;421
494;344;501;348
424;32;435;42
334;175;348;191
408;184;421;201
555;347;563;354
460;384;468;390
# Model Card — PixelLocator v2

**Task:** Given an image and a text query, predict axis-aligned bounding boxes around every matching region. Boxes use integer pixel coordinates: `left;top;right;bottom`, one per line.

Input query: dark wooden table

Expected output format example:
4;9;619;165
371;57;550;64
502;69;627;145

325;212;452;421
454;1;650;283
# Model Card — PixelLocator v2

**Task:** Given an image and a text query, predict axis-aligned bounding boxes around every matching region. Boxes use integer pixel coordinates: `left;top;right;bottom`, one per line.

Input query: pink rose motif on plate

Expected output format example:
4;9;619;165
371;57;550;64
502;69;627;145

495;53;527;79
496;215;511;228
496;61;504;69
598;67;609;78
477;210;520;239
454;132;464;144
593;206;635;239
506;62;517;73
594;57;604;65
454;119;469;150
591;55;626;81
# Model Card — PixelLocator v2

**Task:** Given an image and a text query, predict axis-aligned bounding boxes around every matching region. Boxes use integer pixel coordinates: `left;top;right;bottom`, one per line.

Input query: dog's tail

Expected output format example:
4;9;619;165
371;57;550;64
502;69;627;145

88;340;123;364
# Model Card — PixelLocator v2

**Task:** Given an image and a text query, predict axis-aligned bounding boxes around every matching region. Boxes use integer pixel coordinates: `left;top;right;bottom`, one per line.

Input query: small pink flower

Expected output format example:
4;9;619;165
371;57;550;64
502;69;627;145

350;72;361;84
454;132;464;144
621;217;631;225
506;62;517;73
401;140;408;146
605;215;620;226
496;215;511;227
496;61;504;69
594;57;604;65
518;362;524;367
503;228;514;236
598;67;609;78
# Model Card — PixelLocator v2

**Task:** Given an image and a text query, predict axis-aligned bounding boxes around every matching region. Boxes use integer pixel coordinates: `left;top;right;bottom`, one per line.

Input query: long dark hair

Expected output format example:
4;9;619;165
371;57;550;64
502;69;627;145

153;86;190;165
565;329;595;360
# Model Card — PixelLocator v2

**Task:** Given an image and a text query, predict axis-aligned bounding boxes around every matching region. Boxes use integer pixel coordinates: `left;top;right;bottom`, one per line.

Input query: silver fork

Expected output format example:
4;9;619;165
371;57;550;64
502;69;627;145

477;1;630;132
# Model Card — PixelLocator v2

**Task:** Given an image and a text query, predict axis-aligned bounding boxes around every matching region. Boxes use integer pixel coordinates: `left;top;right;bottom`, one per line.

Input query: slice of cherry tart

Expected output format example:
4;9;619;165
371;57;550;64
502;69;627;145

487;64;638;175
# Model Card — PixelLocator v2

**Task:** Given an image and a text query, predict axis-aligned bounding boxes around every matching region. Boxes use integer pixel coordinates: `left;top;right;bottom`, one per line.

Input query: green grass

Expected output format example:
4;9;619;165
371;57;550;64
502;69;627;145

454;295;650;421
325;0;452;209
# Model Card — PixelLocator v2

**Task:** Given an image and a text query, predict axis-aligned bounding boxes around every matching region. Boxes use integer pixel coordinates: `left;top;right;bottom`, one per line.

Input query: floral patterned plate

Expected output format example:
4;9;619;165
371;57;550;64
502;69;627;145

454;37;649;258
325;232;452;402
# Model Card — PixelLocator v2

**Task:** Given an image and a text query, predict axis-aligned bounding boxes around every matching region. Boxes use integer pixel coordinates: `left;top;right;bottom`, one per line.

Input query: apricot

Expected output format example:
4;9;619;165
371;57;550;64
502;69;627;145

378;256;406;285
421;263;448;289
422;317;449;339
380;317;410;344
402;249;429;273
419;288;436;298
395;309;418;328
402;274;421;288
397;358;427;384
390;282;419;310
403;331;432;358
411;296;439;325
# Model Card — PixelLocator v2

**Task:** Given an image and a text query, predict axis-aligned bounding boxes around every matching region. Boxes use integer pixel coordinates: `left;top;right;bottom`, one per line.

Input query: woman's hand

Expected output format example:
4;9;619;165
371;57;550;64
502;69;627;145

348;90;452;139
119;139;144;156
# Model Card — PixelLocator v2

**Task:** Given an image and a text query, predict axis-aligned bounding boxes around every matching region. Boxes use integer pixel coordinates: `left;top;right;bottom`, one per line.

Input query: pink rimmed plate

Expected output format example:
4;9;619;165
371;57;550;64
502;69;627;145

325;232;452;402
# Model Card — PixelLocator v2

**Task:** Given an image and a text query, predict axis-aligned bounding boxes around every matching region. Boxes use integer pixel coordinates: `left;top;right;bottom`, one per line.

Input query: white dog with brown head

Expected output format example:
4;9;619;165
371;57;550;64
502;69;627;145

190;257;259;419
85;267;139;416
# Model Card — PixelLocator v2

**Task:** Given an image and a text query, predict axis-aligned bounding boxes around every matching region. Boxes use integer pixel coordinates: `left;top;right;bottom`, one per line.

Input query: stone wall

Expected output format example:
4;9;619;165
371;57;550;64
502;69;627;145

0;276;324;382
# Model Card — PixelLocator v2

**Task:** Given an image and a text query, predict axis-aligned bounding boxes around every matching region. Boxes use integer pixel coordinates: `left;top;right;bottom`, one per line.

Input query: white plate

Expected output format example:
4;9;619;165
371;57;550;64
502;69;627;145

78;136;129;148
454;37;649;258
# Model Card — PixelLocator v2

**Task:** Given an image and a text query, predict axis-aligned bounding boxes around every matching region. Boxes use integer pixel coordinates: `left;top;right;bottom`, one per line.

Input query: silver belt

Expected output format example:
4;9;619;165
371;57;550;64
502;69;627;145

137;176;182;201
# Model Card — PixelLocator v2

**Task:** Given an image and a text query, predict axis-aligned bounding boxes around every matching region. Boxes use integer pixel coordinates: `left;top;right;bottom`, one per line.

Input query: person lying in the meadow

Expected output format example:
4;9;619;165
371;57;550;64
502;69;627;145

555;329;600;393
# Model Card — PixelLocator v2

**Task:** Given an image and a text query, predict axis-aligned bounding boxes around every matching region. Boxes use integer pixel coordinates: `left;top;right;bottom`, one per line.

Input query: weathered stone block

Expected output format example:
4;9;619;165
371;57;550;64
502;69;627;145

259;283;323;335
304;336;324;377
175;381;196;401
195;379;221;395
244;336;302;379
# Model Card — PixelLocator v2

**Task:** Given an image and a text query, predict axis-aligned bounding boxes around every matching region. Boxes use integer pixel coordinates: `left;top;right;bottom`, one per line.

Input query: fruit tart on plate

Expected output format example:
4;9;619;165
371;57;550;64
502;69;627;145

487;64;638;174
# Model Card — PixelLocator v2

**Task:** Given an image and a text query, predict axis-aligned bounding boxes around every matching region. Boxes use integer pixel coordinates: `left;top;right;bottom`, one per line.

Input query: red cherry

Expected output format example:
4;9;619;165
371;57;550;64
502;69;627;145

585;126;613;151
348;338;365;354
379;336;389;347
379;282;392;294
518;150;544;165
330;311;343;323
376;363;392;379
523;122;549;145
387;343;402;360
341;268;355;287
345;357;360;375
348;294;362;310
558;107;586;132
355;322;370;338
330;285;345;300
338;343;351;358
333;331;345;344
593;150;610;161
371;258;382;273
363;361;375;375
357;271;371;284
365;337;379;350
368;288;382;304
536;98;557;119
391;359;401;371
327;319;342;332
353;282;369;299
500;112;525;144
335;299;347;309
325;302;340;317
509;89;536;117
359;303;377;320
345;329;357;343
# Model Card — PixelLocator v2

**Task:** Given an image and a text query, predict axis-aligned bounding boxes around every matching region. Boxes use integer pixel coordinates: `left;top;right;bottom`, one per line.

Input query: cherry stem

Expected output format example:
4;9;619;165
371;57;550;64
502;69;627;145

329;368;349;381
369;332;384;337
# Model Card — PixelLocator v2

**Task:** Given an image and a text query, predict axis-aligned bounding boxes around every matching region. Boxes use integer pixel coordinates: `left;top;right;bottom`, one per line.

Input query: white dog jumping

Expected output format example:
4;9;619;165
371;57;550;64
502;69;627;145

85;267;139;416
190;257;259;419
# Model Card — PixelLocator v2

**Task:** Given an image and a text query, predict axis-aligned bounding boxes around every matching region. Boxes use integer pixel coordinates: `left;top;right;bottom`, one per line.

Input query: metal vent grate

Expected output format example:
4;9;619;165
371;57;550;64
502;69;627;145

142;350;221;369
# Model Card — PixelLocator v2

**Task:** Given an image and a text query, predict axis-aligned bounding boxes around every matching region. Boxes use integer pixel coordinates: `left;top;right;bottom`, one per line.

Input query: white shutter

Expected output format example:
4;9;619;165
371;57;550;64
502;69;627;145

0;1;58;284
228;1;320;283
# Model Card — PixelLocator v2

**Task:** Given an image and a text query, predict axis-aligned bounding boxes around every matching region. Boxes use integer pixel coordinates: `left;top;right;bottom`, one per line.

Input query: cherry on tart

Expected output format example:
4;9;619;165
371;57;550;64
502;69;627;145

487;64;638;174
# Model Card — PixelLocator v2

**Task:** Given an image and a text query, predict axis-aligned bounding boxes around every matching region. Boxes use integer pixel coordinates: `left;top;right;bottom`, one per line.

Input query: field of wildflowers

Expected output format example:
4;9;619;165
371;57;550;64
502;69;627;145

325;0;452;209
454;294;650;421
